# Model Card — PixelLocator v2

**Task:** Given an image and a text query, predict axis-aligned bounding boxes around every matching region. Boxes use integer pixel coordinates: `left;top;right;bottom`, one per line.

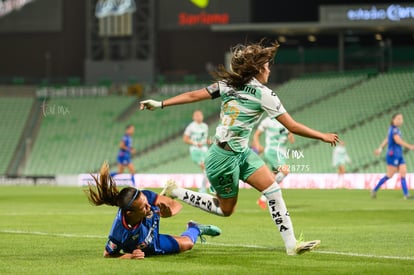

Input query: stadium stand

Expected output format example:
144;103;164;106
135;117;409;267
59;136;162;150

289;70;414;149
6;68;413;176
274;70;373;112
0;97;34;174
22;94;220;175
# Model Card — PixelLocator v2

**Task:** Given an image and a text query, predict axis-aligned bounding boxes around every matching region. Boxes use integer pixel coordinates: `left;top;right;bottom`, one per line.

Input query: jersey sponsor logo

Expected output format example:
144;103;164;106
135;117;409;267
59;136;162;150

242;85;257;96
190;0;209;9
225;89;248;102
268;199;289;232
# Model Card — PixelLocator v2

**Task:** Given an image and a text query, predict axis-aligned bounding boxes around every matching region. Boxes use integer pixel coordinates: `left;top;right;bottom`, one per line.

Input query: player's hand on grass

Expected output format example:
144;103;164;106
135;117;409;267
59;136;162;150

140;99;163;110
130;249;145;259
322;133;339;146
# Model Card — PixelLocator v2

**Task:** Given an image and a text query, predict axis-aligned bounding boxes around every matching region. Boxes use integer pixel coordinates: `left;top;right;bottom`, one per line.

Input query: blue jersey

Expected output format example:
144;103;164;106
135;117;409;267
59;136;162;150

117;134;132;164
105;190;179;256
385;125;405;167
387;125;403;158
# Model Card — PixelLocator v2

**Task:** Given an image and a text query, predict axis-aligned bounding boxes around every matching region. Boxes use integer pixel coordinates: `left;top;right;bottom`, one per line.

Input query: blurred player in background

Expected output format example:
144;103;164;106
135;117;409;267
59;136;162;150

183;110;212;193
111;124;136;186
252;116;295;209
332;139;351;188
85;162;221;259
372;113;414;199
140;39;338;255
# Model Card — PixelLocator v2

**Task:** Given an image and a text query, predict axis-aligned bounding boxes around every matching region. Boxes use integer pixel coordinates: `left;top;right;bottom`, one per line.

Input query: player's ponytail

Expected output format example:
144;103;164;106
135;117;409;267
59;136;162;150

86;162;141;210
86;161;120;207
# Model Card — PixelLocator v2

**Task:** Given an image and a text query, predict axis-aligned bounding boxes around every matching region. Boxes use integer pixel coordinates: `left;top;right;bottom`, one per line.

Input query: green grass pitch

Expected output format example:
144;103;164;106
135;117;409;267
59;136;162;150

0;185;413;274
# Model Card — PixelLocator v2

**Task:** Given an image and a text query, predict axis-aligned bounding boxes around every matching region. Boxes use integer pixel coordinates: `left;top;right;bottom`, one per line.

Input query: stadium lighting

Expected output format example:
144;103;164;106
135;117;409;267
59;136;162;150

375;33;383;41
278;35;287;43
307;35;317;42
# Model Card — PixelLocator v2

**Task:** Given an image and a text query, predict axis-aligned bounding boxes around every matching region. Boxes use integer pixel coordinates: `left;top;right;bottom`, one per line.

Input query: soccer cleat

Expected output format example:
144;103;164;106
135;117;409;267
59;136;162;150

188;220;221;243
160;179;178;198
287;233;320;255
257;198;267;210
370;190;377;199
404;195;413;200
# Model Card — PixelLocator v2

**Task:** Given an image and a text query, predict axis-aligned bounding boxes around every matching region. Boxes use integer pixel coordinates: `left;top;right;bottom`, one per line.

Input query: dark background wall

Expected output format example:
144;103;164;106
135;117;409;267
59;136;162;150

0;0;85;82
0;0;413;83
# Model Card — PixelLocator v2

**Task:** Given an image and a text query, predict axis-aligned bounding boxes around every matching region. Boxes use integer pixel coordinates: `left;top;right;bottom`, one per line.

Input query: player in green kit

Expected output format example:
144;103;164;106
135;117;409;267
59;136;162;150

252;116;295;209
183;110;212;193
140;39;339;255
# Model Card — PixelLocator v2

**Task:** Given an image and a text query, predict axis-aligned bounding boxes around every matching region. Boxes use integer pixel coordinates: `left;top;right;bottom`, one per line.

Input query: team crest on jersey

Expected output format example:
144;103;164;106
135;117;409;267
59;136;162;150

108;240;117;250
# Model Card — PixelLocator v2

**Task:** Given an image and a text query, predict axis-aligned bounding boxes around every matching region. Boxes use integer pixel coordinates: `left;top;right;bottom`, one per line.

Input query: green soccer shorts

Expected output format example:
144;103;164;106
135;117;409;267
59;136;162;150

204;144;265;198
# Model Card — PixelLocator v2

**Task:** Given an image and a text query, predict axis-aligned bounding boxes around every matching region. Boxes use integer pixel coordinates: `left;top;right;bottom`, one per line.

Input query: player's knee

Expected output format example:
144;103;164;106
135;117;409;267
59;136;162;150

221;208;234;217
179;240;195;252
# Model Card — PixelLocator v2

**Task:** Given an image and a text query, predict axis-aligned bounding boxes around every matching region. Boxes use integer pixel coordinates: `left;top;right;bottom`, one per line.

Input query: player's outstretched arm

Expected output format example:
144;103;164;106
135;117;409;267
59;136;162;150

374;138;387;156
156;195;183;218
104;248;145;259
140;88;211;111
276;112;339;146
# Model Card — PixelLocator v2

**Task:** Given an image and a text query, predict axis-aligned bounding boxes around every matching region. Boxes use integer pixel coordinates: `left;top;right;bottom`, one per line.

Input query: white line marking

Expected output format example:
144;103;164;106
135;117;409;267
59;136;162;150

0;229;106;239
206;242;414;261
314;250;414;261
2;230;413;261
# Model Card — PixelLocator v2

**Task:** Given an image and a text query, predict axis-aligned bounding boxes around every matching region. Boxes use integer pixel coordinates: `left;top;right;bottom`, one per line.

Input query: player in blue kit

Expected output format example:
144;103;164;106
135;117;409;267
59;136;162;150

372;113;414;199
86;162;221;259
111;124;136;186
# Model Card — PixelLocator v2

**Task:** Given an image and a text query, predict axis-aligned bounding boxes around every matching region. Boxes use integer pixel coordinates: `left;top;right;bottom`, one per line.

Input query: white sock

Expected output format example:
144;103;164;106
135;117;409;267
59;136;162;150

171;187;224;216
262;181;297;250
199;171;207;192
260;173;286;202
275;172;286;183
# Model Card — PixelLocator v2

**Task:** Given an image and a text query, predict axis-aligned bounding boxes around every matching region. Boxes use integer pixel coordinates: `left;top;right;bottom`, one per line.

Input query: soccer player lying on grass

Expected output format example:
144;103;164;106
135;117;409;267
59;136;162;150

85;162;221;259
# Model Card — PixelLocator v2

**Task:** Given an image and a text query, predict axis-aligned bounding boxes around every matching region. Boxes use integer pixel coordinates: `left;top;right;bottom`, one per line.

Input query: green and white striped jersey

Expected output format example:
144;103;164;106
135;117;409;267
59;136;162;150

206;78;286;152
